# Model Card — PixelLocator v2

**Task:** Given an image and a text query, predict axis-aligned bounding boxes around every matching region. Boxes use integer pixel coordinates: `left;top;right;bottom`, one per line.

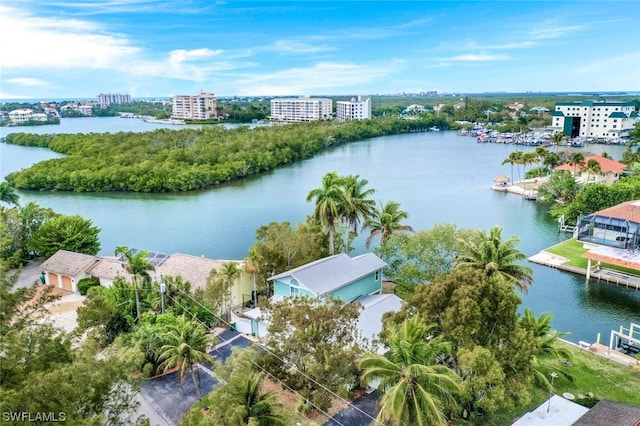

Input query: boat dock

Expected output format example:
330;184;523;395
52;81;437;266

528;251;640;290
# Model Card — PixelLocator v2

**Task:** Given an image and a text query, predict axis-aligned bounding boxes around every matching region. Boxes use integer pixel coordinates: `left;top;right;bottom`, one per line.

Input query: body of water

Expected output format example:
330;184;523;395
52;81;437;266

1;117;638;343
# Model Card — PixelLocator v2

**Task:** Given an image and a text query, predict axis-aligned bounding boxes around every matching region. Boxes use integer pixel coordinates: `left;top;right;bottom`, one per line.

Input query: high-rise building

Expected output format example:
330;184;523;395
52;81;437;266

336;96;371;121
270;96;333;122
171;92;218;120
552;101;639;139
97;93;131;106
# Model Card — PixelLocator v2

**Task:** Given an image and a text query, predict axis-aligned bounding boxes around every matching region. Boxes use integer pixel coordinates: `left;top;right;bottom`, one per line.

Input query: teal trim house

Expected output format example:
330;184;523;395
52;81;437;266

245;253;401;340
270;253;386;301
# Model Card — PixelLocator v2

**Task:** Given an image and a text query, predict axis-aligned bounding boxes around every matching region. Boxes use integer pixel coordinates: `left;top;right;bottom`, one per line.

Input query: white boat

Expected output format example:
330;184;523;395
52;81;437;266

430;126;441;132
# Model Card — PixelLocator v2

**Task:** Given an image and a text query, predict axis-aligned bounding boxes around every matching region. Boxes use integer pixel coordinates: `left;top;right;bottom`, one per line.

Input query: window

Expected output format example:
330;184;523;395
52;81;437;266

375;270;380;281
290;286;300;297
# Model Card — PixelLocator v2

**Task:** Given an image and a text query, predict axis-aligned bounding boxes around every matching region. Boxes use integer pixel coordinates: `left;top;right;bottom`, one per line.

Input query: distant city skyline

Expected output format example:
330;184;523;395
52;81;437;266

1;1;639;99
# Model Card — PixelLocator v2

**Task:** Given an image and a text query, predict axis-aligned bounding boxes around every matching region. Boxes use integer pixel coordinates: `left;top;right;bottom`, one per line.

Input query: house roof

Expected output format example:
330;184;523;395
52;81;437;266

589;200;640;223
156;253;238;291
87;257;132;281
608;111;628;119
355;294;403;344
572;400;640;426
268;253;387;297
552;111;565;117
511;395;589;426
40;250;99;277
555;155;626;174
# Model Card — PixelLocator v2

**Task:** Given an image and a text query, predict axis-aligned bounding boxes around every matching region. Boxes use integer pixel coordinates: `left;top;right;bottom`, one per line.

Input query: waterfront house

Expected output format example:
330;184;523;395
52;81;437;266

40;250;99;292
39;250;252;306
240;253;403;342
8;108;47;123
576;200;640;277
555;154;626;185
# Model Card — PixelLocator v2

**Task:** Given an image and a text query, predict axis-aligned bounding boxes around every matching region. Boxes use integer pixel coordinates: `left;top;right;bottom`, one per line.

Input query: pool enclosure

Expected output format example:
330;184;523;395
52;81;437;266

577;214;640;250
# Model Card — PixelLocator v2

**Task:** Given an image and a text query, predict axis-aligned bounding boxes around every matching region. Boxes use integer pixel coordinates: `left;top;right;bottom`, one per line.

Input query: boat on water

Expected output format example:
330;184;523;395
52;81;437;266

430;126;441;132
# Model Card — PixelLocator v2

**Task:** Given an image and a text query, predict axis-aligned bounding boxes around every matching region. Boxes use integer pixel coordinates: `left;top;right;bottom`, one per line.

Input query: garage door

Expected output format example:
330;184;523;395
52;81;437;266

47;272;58;288
61;276;73;291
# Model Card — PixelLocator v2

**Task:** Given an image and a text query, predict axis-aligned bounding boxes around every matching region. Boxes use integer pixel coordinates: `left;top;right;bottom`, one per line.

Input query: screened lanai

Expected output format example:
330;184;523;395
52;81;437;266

577;211;640;250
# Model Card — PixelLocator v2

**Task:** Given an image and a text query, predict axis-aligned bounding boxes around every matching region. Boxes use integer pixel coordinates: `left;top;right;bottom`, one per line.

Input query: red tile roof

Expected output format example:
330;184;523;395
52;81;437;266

555;154;626;174
593;200;640;223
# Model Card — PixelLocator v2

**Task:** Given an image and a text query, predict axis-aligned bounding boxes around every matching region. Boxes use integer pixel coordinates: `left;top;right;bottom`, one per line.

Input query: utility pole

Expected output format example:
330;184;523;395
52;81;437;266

547;372;558;413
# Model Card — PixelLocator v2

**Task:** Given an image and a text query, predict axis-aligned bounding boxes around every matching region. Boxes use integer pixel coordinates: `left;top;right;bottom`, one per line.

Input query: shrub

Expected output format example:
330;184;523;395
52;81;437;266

77;278;100;295
142;362;155;378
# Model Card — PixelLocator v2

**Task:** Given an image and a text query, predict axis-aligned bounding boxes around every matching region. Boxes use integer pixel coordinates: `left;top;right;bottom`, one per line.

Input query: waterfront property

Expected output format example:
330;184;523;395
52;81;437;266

269;96;333;121
97;93;131;107
336;96;372;121
555;154;626;185
577;200;640;251
241;253;403;341
8;108;48;123
171;91;218;120
39;249;252;306
551;100;639;139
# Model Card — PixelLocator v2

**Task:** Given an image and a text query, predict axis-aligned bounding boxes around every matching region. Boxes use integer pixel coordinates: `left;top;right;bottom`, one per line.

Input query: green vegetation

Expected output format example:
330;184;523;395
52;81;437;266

545;238;640;276
5;117;446;193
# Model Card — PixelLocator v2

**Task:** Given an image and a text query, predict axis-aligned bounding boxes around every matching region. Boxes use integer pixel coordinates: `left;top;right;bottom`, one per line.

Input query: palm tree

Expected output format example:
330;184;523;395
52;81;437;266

543;152;561;174
521;151;538;183
228;371;285;425
244;248;262;307
455;225;533;293
521;308;572;389
114;246;155;321
157;316;216;408
307;172;346;255
0;182;19;206
341;174;376;253
219;261;241;320
568;152;585;177
359;317;461;426
581;158;602;184
502;150;523;183
363;200;414;248
551;132;564;152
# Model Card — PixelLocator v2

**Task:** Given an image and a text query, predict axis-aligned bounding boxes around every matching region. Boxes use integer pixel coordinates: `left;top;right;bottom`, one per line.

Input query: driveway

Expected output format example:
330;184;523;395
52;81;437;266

324;390;379;426
140;329;252;425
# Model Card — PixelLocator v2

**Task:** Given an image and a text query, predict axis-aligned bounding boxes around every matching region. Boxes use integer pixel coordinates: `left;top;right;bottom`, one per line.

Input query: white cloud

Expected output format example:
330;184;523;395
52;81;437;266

271;40;333;54
5;77;50;87
439;54;509;62
0;5;141;70
530;23;585;40
232;61;402;96
168;48;223;63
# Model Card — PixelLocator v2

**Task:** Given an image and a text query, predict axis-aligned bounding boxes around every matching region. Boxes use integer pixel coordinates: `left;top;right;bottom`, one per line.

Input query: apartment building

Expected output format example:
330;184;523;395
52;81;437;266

270;96;333;122
97;93;132;106
171;92;218;120
552;101;639;139
336;96;372;121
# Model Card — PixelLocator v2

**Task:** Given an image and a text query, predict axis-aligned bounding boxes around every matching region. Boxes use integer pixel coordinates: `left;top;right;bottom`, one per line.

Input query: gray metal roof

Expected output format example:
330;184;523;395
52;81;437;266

355;294;403;345
268;253;387;297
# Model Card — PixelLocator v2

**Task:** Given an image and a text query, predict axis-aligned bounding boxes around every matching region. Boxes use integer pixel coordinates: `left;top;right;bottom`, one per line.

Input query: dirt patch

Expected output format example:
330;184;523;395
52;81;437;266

260;376;356;425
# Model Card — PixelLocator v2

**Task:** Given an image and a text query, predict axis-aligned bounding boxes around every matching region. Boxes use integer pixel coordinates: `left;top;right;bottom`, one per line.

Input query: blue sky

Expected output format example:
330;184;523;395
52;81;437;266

1;1;639;99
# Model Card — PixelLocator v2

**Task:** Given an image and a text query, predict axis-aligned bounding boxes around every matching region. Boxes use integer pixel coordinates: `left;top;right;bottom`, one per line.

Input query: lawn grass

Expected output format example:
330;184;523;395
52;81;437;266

477;342;640;425
545;238;640;276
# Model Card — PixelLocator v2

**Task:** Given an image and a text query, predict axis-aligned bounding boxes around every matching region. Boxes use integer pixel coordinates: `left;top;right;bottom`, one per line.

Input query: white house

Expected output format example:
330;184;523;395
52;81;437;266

8;108;47;123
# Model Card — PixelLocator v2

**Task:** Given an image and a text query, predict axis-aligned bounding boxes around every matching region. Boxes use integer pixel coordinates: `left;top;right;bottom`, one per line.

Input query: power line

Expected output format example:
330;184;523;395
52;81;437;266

163;293;347;426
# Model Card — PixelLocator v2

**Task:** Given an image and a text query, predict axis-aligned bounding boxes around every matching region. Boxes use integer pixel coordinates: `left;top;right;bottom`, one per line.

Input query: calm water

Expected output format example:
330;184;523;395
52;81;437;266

1;117;639;343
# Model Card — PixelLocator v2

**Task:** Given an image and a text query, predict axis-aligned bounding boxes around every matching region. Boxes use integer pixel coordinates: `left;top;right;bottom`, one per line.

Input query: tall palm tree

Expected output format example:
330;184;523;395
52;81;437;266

341;174;376;253
244;248;262;307
455;225;533;293
521;151;538;183
502;150;523;184
114;246;155;321
551;132;564;152
306;172;346;255
157;316;216;408
568;152;585;177
359;317;461;426
581;158;602;184
219;261;241;320
228;371;285;425
0;182;19;206
363;200;414;248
